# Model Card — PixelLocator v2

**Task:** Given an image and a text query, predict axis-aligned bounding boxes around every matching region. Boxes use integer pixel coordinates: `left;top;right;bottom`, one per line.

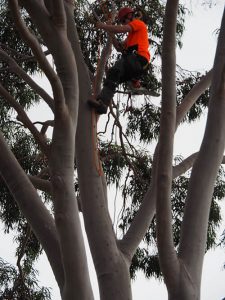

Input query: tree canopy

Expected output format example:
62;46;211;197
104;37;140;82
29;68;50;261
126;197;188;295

0;1;225;299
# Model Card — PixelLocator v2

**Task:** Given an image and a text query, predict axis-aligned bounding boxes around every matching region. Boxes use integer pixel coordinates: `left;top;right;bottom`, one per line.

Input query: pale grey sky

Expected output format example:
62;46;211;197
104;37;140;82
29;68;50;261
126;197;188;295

0;2;225;300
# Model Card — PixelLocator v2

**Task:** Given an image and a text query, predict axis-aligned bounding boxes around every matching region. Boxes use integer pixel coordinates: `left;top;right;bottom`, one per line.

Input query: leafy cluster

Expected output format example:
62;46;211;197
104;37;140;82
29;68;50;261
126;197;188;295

0;0;224;296
101;144;225;279
0;5;41;117
0;258;51;300
126;103;161;142
76;0;222;281
176;69;210;122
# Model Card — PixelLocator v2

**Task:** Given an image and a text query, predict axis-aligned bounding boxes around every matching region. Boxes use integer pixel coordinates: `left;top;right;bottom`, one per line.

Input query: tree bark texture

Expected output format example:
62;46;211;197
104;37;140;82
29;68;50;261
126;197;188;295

0;1;224;300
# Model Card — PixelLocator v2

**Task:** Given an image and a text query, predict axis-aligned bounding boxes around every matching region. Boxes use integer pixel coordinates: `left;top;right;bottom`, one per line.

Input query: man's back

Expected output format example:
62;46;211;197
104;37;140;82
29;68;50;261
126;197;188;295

125;19;150;62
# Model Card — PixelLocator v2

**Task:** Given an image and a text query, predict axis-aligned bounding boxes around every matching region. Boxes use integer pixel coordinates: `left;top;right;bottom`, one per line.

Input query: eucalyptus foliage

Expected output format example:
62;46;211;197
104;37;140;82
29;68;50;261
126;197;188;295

0;0;224;299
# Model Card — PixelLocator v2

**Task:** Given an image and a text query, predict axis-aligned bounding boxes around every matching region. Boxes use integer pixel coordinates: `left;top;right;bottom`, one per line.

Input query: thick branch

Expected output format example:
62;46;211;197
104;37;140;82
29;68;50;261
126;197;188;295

52;0;66;27
120;70;212;259
65;4;132;299
0;131;64;290
0;48;54;112
176;70;212;126
93;10;116;96
178;9;225;287
94;37;112;97
172;153;197;178
117;6;212;278
47;3;93;298
155;0;180;285
0;83;49;155
9;0;65;111
28;175;52;194
173;153;225;178
22;0;79;117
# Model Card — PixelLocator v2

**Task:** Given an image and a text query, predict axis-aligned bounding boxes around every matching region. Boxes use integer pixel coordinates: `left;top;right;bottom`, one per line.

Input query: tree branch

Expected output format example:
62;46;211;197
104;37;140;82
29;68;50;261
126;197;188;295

173;153;225;178
109;105;140;178
44;3;93;298
0;131;64;291
52;0;66;27
9;0;65;111
22;0;80;118
93;36;112;97
0;48;54;112
0;83;49;155
33;120;54;135
65;4;132;298
178;8;225;287
176;70;212;126
155;0;180;285
120;68;212;260
93;10;116;97
28;175;52;194
172;152;197;178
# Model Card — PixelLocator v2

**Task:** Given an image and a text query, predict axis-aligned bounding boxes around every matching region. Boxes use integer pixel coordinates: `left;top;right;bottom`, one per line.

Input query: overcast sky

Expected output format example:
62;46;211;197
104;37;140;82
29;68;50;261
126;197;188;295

1;2;225;300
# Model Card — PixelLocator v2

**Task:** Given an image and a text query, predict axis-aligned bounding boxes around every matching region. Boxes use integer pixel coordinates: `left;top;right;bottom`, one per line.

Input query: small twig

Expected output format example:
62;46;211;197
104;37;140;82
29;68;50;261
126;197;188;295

109;105;141;178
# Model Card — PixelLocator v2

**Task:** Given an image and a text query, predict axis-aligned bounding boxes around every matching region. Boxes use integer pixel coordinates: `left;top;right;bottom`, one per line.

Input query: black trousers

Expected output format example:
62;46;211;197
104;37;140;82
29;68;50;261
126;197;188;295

98;53;148;106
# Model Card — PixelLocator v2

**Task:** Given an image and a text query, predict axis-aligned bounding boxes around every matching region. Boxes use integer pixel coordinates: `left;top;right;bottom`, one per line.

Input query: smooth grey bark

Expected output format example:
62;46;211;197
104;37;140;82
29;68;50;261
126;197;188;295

9;1;94;299
0;132;64;290
156;0;180;291
28;175;52;194
0;1;224;299
0;48;54;111
176;70;212;126
64;4;133;300
120;69;212;259
178;8;225;299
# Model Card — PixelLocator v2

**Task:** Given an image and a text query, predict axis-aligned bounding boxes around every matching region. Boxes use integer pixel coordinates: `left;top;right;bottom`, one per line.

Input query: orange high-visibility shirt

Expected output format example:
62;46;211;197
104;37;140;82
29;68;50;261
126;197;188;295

125;19;150;62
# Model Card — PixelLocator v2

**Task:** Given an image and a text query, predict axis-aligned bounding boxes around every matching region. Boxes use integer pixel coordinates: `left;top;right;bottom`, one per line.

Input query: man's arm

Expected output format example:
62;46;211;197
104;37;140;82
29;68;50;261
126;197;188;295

96;21;132;34
96;22;131;52
109;33;125;52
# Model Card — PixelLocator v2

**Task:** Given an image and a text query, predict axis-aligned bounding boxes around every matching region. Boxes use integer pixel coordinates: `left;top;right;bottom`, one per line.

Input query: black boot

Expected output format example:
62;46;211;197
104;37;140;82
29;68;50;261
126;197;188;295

88;80;117;114
88;98;108;114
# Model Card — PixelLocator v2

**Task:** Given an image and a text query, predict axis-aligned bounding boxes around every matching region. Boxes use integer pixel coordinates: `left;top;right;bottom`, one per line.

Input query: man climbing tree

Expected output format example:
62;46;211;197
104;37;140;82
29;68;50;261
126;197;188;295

0;1;225;299
88;7;150;114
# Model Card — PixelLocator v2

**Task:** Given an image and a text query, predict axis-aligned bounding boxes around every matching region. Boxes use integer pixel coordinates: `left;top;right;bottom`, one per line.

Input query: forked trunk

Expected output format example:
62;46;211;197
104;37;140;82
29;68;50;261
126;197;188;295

97;254;132;300
168;268;200;300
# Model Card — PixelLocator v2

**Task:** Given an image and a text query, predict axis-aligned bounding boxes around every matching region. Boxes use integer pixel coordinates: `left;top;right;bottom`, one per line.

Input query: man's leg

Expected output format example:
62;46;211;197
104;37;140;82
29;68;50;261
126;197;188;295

123;54;147;81
88;58;125;114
